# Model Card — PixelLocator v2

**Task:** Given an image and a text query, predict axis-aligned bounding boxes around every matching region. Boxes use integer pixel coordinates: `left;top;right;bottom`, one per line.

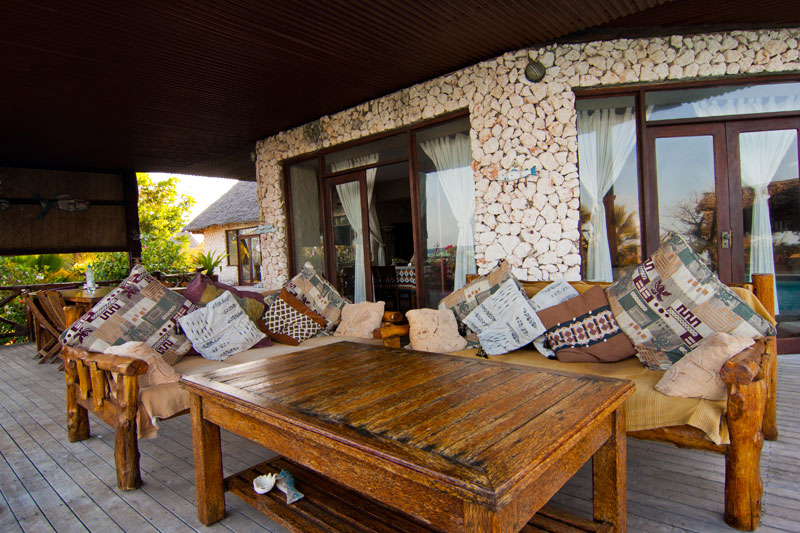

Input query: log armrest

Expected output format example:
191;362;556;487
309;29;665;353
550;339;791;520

719;337;766;386
62;345;145;490
373;310;410;348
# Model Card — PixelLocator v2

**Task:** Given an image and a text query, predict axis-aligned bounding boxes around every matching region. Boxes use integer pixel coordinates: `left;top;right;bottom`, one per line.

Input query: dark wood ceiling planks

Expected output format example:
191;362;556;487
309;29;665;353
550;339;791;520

1;0;797;180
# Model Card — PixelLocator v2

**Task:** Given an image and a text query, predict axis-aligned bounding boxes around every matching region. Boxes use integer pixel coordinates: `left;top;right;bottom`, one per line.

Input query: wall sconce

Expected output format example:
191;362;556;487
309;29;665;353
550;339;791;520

524;59;546;83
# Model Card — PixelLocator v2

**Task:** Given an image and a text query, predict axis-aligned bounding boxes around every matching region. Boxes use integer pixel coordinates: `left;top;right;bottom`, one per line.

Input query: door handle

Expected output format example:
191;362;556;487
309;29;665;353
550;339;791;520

721;230;731;249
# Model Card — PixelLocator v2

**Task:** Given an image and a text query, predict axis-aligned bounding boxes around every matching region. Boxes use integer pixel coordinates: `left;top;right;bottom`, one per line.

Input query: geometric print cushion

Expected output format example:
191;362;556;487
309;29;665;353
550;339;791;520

284;262;349;332
606;232;776;370
263;288;328;346
59;264;197;365
538;286;636;363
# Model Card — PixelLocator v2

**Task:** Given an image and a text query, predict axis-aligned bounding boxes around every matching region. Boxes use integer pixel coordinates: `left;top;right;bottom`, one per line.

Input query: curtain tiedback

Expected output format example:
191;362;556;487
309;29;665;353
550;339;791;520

419;133;476;290
578;107;636;282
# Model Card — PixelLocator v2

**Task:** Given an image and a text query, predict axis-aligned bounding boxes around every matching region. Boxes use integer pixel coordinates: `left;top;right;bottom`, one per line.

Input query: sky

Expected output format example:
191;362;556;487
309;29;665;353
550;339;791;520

149;173;237;221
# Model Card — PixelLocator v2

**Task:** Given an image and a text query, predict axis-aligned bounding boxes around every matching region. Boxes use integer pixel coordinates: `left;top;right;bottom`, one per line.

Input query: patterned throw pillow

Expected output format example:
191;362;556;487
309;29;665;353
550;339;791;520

264;288;328;345
284;262;349;331
538;286;636;363
60;264;196;364
606;232;777;370
463;278;545;355
179;291;267;360
183;274;267;328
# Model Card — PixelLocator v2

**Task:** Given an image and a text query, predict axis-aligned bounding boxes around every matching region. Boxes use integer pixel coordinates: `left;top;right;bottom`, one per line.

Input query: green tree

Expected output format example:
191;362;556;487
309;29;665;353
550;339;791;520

136;173;196;273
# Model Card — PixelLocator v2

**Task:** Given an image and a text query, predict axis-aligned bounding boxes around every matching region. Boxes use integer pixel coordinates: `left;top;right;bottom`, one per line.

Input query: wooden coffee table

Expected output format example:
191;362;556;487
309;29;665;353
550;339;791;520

181;341;634;532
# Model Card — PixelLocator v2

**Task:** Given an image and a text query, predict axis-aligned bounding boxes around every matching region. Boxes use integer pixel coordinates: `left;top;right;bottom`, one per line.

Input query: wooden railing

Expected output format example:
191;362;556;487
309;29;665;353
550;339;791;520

1;269;200;341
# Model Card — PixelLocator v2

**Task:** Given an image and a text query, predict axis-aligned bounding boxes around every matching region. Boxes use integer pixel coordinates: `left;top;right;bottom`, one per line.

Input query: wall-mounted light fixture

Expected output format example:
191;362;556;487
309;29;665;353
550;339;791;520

524;59;546;83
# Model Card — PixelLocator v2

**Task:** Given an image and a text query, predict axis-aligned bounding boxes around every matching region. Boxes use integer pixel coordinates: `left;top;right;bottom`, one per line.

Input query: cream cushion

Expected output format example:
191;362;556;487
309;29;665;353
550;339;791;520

408;309;467;353
334;301;385;339
104;342;179;387
655;332;755;401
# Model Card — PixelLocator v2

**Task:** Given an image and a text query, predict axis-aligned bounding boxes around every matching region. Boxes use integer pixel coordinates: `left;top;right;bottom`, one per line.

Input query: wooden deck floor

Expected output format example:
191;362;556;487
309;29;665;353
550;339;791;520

0;343;798;532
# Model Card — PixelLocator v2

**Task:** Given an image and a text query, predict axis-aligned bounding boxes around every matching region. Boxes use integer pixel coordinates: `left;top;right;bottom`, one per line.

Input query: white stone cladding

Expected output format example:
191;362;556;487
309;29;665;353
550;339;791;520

256;27;800;289
200;223;258;285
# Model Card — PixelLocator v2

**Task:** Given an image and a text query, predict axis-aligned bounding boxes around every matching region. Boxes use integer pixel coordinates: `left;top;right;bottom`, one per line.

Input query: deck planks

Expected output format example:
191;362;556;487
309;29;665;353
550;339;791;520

0;342;798;532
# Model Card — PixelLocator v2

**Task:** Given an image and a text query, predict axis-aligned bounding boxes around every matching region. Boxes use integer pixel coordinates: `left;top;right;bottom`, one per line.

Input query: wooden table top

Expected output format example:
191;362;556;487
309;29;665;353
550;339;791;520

182;341;633;505
58;286;115;303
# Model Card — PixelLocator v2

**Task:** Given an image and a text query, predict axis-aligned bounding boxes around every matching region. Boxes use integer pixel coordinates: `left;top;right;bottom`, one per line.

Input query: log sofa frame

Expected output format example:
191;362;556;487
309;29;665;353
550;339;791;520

64;278;775;531
62;311;409;491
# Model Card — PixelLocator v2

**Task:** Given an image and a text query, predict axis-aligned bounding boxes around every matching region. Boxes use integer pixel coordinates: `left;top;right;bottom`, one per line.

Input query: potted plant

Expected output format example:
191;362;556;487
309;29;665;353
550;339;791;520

195;251;227;281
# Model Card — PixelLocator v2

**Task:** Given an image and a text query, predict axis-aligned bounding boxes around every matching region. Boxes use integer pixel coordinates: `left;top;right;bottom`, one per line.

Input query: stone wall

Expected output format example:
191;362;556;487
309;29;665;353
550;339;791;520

256;27;800;289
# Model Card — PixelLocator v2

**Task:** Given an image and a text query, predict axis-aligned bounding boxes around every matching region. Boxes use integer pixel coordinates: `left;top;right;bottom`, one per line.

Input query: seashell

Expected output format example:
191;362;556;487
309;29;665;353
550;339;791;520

253;473;277;494
276;469;304;504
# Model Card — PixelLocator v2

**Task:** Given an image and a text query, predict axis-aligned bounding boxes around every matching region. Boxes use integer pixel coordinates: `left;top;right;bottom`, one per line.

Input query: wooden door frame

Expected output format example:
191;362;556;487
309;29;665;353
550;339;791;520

323;171;373;302
644;122;733;281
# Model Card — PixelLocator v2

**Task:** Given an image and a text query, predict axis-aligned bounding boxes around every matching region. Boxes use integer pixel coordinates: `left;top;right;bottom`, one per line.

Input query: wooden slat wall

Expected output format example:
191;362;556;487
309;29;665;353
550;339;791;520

0;168;127;254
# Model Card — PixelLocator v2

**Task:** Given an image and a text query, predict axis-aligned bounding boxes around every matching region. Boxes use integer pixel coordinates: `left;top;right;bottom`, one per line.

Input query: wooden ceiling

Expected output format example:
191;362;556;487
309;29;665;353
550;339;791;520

1;0;798;180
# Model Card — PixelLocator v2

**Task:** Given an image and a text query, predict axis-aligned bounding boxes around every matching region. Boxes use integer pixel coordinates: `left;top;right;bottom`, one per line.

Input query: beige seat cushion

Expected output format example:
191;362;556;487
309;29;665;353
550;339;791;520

448;347;731;445
407;309;467;353
135;336;382;438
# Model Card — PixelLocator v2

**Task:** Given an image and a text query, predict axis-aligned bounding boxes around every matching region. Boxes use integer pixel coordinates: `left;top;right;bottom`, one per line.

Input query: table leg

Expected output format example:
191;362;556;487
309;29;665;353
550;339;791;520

463;501;515;532
592;405;626;532
190;394;226;525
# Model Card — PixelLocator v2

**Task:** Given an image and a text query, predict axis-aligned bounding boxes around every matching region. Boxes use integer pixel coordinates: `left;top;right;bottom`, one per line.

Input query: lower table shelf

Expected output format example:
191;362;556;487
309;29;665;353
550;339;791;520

224;458;611;533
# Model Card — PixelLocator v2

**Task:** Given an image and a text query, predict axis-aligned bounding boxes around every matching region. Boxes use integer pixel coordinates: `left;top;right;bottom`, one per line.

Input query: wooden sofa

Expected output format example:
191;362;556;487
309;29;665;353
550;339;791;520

458;272;777;531
62;311;409;492
63;277;775;531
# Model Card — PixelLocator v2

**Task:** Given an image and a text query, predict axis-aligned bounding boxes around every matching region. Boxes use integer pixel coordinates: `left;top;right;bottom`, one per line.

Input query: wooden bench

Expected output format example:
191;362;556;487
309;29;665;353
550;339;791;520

462;272;777;531
62;311;409;492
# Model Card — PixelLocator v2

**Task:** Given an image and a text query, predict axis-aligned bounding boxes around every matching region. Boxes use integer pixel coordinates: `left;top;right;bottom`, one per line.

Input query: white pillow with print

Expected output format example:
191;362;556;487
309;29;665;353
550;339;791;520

463;278;545;355
179;291;265;360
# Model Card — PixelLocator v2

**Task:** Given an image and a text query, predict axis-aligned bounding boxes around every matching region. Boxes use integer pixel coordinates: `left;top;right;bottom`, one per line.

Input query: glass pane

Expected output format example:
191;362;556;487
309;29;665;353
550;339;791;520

646;81;800;121
239;240;252;284
332;180;363;302
325;134;407;174
415;117;473;307
371;162;414;311
226;230;238;266
251;237;262;283
740;129;799;322
655;135;718;271
576;96;641;281
288;160;324;273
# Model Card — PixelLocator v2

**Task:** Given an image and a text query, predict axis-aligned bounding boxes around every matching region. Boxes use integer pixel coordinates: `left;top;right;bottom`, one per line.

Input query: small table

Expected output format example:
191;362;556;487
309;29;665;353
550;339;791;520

181;342;634;532
58;286;115;323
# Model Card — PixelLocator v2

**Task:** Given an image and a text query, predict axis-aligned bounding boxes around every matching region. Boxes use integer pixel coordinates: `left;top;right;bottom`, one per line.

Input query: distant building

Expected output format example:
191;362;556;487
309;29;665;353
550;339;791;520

184;181;263;286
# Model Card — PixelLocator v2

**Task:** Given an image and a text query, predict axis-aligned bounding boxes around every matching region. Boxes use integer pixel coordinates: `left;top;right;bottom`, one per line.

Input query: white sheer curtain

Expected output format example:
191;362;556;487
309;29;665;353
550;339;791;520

692;96;800;313
578;108;637;282
331;154;381;303
739;130;795;313
420;133;476;290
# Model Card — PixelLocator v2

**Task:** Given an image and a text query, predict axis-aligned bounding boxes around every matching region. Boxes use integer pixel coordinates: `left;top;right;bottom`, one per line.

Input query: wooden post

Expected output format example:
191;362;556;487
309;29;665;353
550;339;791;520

64;359;89;442
462;501;515;532
724;380;766;531
115;374;142;490
752;273;778;441
593;405;626;532
190;394;226;525
122;170;142;267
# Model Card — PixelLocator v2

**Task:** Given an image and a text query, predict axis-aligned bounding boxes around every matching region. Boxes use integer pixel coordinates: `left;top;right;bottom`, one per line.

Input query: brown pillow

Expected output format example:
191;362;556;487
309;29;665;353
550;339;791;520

263;288;328;346
537;286;636;363
655;332;755;400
